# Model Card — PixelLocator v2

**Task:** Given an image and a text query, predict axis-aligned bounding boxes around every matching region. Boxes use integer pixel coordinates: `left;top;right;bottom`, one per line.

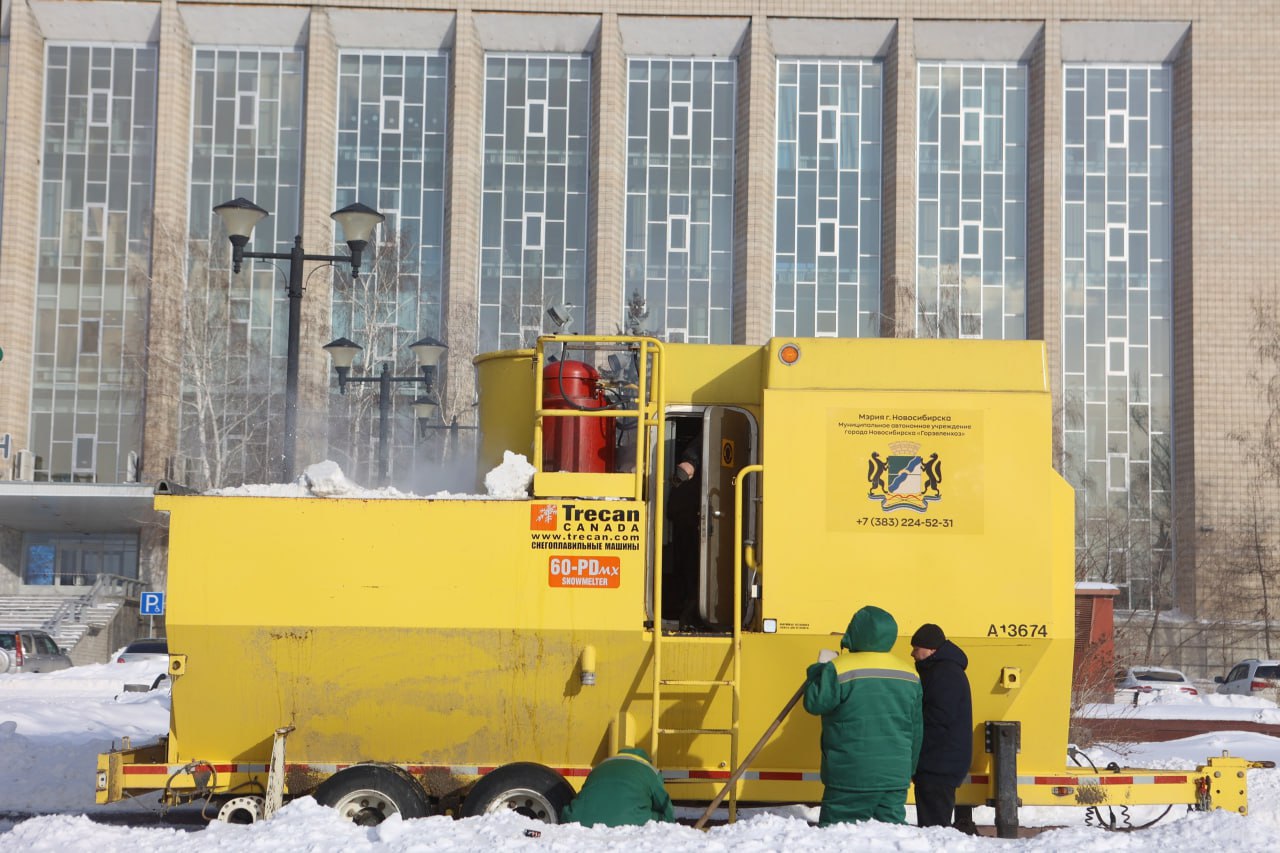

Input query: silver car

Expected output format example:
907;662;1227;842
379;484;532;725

115;637;168;664
0;629;74;673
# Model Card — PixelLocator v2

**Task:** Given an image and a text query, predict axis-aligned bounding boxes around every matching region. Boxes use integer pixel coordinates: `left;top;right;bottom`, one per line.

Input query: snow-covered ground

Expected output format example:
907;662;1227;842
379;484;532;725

3;662;1280;851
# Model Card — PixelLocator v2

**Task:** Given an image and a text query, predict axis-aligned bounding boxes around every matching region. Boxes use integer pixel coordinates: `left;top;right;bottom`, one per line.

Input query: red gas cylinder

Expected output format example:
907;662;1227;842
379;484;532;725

542;360;615;473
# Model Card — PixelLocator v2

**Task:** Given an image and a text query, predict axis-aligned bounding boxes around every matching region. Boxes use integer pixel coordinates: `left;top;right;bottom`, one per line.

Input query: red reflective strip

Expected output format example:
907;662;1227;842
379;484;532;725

1155;776;1188;784
1034;777;1079;785
969;775;989;784
1101;777;1134;785
478;766;497;774
558;768;591;777
123;765;168;775
688;770;731;780
757;772;805;781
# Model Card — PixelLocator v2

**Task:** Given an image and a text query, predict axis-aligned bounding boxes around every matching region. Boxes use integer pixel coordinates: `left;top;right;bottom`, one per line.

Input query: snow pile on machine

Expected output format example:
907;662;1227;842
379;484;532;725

206;454;535;500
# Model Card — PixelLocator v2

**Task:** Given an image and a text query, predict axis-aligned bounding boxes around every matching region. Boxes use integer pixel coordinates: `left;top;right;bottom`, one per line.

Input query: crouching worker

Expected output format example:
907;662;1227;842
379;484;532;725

803;605;922;826
559;747;675;827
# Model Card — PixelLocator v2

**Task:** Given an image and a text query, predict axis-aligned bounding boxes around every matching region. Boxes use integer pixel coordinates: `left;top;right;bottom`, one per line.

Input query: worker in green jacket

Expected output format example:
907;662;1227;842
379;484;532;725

803;605;923;826
560;746;675;827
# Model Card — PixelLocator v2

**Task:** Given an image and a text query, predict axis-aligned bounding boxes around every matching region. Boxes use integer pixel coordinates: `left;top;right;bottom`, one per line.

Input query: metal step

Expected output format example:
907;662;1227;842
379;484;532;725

659;678;733;686
658;727;735;736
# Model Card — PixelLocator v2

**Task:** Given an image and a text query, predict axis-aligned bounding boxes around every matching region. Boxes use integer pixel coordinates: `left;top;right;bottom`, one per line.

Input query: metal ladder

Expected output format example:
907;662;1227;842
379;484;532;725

650;467;757;824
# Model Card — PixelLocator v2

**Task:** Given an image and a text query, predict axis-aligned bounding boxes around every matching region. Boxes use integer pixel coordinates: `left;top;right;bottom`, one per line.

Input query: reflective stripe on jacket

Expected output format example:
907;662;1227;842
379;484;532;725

803;606;923;792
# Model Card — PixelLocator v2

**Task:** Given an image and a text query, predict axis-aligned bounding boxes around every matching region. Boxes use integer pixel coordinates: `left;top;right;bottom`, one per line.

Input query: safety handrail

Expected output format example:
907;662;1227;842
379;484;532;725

532;334;666;504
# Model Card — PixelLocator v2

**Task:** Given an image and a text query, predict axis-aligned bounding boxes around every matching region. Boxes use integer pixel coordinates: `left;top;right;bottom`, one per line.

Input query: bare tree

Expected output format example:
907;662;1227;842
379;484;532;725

895;273;962;339
326;226;474;491
135;223;276;490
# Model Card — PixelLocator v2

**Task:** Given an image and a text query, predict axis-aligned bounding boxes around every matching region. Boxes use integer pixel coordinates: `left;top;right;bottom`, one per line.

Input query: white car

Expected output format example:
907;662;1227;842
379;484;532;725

1215;660;1280;695
1114;666;1199;701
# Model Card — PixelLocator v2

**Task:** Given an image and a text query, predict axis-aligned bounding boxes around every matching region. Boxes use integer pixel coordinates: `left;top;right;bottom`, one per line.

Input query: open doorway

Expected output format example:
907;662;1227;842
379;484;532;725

660;407;757;632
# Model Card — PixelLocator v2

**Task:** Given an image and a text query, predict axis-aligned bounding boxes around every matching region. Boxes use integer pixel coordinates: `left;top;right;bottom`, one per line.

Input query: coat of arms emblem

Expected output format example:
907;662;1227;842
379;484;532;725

867;441;942;512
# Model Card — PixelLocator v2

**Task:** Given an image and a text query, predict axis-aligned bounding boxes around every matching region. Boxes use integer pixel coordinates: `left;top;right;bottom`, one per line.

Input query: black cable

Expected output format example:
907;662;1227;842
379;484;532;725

1067;748;1175;831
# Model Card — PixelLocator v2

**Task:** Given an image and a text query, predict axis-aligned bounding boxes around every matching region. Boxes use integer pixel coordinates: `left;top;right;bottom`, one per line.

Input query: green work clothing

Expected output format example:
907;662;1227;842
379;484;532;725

560;747;675;827
803;606;923;825
819;787;909;826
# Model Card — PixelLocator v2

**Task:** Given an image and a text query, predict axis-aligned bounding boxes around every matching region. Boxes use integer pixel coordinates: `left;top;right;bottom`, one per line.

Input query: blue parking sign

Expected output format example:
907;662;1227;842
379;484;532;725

140;591;165;616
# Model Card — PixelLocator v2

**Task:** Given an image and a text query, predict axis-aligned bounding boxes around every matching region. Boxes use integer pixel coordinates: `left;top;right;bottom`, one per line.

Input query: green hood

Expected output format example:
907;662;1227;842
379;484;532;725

840;605;898;653
618;747;653;764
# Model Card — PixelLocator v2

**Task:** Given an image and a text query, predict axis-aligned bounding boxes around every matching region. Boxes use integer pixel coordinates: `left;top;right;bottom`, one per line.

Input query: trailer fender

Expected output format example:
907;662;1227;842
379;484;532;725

460;762;575;823
312;763;433;826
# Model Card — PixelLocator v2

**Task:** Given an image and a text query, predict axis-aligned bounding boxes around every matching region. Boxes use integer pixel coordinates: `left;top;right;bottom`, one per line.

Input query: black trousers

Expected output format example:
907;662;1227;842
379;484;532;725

914;779;956;828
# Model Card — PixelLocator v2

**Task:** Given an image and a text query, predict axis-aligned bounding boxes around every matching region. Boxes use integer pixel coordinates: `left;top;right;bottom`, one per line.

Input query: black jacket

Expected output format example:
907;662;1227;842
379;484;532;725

913;640;973;787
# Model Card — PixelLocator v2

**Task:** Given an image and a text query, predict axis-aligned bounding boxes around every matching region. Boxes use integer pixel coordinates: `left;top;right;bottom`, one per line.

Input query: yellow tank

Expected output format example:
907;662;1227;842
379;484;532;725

96;335;1256;828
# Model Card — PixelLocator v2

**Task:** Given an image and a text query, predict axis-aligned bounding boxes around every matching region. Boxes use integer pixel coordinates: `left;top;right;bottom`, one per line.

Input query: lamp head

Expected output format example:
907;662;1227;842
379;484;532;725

547;304;574;330
408;336;447;371
412;396;440;423
331;202;385;278
323;337;363;392
213;197;269;273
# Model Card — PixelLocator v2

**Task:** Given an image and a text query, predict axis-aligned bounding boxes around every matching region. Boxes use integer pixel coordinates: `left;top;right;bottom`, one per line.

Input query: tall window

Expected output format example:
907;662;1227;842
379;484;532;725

31;44;157;483
182;48;305;488
331;50;449;486
775;59;883;338
478;54;590;351
917;63;1027;339
1062;65;1173;609
624;59;735;343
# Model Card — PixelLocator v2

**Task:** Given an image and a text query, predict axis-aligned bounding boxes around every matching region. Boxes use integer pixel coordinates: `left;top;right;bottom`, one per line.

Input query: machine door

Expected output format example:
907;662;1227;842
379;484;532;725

700;407;756;626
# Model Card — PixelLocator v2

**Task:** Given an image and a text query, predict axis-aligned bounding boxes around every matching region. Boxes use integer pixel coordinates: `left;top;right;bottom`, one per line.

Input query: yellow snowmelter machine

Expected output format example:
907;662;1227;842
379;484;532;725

98;336;1257;832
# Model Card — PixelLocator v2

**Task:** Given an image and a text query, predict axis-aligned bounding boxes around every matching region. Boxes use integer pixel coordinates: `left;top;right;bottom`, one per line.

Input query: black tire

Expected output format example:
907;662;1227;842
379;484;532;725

460;762;574;823
313;763;432;825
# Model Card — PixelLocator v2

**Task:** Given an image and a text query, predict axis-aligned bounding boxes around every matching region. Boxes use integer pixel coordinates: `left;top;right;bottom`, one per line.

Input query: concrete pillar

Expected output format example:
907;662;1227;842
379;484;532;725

140;0;192;484
882;20;913;338
0;3;44;478
442;9;483;421
296;9;339;470
735;15;774;346
588;13;625;336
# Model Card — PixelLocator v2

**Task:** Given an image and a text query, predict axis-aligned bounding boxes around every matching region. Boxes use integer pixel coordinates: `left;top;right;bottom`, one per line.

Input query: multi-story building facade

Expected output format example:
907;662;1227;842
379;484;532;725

0;2;1275;669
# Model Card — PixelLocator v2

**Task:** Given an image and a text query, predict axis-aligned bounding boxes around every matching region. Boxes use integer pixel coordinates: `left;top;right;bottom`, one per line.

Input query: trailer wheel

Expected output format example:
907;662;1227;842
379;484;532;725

461;762;574;822
312;763;431;826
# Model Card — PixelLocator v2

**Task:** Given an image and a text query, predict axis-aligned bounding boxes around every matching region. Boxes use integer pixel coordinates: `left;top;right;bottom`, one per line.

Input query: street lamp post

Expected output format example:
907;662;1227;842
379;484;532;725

213;197;385;482
323;336;447;486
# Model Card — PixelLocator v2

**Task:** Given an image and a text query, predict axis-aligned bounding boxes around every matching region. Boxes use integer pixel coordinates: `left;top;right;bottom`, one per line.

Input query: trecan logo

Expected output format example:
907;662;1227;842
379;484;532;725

531;504;559;531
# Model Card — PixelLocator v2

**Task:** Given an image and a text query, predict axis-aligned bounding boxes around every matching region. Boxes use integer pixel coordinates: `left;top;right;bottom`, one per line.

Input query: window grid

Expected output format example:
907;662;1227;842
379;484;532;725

182;47;305;489
624;58;736;343
478;54;590;352
21;532;140;585
916;62;1027;340
1061;65;1173;610
31;44;157;483
774;59;883;339
330;50;449;488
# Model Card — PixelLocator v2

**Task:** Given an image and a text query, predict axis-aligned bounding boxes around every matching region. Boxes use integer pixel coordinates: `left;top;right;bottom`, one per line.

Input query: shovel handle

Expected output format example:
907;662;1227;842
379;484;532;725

693;680;807;830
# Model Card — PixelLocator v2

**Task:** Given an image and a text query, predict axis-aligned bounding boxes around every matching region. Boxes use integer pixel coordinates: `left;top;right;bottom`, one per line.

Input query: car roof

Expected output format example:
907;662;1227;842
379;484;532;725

124;638;168;651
